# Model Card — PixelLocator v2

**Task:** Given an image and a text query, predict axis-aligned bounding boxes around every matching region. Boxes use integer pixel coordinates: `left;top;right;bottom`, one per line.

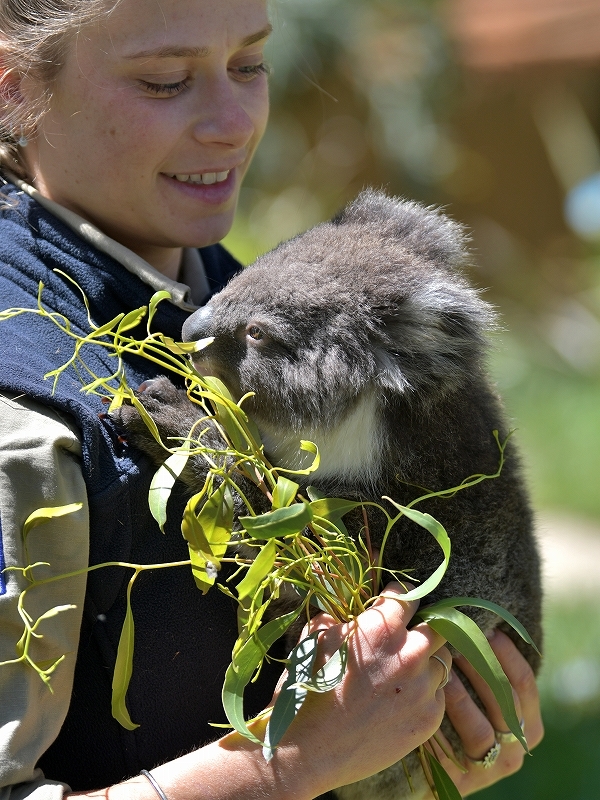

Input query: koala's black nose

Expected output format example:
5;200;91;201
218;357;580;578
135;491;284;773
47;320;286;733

182;304;214;342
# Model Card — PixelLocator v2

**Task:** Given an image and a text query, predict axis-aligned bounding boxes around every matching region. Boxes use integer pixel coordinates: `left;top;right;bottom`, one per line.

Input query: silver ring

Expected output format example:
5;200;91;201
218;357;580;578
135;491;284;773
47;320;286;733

495;718;525;745
431;653;450;689
467;740;501;769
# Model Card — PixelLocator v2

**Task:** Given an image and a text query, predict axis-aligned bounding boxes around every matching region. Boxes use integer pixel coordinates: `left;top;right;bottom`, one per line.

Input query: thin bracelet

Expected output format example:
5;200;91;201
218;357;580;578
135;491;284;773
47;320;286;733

140;769;169;800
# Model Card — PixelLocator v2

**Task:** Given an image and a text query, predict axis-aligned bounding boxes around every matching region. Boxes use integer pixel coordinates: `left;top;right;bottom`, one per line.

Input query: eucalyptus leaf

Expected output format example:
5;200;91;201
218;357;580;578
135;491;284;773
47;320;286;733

384;504;451;601
181;486;213;553
222;610;300;744
422;597;540;655
23;503;83;540
111;579;139;731
88;313;125;338
417;606;527;750
309;497;363;523
272;476;300;509
263;632;319;760
236;540;277;602
161;336;214;354
306;485;327;501
130;395;163;445
240;502;313;539
147;290;172;330
188;545;219;594
32;605;77;629
196;482;234;560
148;441;191;532
424;750;462;800
116;307;146;334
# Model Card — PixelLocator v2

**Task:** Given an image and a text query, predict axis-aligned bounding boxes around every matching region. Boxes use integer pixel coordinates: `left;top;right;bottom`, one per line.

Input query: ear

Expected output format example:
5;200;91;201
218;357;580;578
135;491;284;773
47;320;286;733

332;189;470;272
370;288;495;396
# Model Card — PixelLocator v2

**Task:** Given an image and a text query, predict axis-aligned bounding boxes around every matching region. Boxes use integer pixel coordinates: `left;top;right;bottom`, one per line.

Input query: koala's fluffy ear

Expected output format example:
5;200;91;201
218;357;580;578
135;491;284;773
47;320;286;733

332;189;469;272
369;288;496;396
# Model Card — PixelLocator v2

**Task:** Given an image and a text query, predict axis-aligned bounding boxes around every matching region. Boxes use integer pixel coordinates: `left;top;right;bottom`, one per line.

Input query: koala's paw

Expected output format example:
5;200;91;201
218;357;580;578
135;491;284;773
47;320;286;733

110;376;202;463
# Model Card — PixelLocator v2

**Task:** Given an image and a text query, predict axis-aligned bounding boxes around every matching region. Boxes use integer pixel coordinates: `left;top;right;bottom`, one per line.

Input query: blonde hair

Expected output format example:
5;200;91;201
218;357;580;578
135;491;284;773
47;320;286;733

0;0;120;176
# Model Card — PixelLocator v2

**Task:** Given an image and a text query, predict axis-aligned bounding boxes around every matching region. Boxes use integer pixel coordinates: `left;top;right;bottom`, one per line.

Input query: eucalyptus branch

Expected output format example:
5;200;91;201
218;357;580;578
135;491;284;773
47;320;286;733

1;281;535;799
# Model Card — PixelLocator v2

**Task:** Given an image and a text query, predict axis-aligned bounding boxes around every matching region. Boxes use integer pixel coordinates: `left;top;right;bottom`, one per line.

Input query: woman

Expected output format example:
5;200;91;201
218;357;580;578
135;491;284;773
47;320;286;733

0;1;543;798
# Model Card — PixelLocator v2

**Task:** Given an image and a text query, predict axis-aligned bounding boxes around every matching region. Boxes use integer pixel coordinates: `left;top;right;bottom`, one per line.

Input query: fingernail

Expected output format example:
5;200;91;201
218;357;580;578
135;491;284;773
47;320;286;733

485;629;497;640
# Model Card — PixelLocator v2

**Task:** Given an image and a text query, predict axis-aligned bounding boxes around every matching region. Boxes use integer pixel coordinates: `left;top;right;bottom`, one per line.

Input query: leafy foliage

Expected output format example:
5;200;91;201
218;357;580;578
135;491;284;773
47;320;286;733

0;284;536;798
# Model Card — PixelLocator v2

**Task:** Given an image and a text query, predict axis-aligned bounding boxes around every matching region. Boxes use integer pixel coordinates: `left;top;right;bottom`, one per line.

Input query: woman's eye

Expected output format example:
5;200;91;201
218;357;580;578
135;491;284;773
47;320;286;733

231;63;271;82
139;79;190;97
247;325;264;341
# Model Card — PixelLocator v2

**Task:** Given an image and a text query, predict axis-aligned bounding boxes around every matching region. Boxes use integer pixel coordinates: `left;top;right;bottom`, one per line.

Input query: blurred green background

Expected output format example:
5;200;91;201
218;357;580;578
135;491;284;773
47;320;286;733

224;1;600;796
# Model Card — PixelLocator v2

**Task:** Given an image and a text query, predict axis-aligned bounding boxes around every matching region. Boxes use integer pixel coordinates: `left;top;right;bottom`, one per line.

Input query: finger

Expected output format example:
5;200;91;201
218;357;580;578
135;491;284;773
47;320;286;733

486;630;543;749
452;653;523;735
430;645;452;692
443;667;499;762
365;583;447;654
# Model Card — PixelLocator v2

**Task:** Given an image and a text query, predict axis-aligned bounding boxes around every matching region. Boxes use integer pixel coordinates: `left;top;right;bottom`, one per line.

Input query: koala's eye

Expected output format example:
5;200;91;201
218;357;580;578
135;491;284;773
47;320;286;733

247;325;264;341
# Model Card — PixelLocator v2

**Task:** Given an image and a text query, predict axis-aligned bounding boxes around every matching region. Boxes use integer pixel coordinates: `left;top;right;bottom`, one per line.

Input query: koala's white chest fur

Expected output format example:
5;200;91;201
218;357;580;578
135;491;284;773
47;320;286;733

257;392;384;489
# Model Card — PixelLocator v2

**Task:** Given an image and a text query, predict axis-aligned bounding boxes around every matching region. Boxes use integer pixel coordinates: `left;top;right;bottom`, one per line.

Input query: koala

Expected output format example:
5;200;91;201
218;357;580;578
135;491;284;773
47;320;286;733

115;190;542;800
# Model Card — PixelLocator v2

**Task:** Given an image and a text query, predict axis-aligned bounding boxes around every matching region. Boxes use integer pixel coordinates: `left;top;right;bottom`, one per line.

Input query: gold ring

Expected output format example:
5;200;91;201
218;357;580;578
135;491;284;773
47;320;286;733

431;653;450;689
495;718;525;745
467;740;501;769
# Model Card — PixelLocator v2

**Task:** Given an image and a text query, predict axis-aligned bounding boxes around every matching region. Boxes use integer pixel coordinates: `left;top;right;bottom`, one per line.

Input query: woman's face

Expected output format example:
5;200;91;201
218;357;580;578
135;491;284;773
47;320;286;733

22;0;271;274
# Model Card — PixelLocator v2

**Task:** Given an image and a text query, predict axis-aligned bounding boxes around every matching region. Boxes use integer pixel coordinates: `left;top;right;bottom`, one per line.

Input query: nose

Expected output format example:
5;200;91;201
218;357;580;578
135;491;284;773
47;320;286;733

192;78;256;150
182;304;214;342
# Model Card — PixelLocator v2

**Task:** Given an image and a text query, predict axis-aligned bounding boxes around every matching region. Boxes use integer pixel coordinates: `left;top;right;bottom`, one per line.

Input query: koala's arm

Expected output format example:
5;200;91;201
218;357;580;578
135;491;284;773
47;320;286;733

110;376;263;503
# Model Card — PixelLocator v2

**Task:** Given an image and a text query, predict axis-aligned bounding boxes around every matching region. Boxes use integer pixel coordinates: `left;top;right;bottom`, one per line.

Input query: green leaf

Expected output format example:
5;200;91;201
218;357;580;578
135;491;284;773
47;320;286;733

416;606;527;750
161;336;214;354
147;290;172;330
384;504;451;601
111;579;139;730
294;640;348;694
306;486;327;501
116;307;146;334
309;497;363;524
196;482;234;560
188;545;219;594
272;476;299;509
222;610;300;744
182;498;211;554
201;376;254;454
148;441;191;532
236;540;277;602
240;502;313;539
32;605;77;630
263;633;319;760
130;395;163;445
181;483;233;592
424;750;462;800
422;597;540;655
88;313;125;338
23;503;83;540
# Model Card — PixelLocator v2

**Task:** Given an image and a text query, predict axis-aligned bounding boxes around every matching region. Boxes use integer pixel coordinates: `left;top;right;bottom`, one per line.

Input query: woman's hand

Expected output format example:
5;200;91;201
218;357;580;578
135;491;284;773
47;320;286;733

268;582;452;797
430;629;544;797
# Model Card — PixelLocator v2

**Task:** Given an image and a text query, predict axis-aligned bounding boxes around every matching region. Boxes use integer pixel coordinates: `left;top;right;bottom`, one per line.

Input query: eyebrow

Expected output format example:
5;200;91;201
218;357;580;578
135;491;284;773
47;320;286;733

124;25;273;61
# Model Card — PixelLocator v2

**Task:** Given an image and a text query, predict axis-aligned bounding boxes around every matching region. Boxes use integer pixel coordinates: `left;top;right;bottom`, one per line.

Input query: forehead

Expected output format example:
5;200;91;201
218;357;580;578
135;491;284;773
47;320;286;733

80;0;270;58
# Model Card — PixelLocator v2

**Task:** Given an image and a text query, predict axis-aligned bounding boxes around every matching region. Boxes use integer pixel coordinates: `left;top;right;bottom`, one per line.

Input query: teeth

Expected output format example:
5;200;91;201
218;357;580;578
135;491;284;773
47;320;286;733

170;171;230;185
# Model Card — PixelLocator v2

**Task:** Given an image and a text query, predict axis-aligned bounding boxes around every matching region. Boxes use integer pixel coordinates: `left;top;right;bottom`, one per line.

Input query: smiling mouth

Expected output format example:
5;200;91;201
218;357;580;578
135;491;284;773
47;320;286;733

164;171;230;185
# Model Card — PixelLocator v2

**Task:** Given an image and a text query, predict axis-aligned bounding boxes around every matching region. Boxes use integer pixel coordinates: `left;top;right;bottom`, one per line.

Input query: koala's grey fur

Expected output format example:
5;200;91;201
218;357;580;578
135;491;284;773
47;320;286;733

115;190;542;800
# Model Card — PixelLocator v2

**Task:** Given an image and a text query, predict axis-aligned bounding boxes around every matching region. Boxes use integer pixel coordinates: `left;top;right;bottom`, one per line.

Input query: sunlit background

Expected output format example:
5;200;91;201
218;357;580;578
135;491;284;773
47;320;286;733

223;1;600;796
